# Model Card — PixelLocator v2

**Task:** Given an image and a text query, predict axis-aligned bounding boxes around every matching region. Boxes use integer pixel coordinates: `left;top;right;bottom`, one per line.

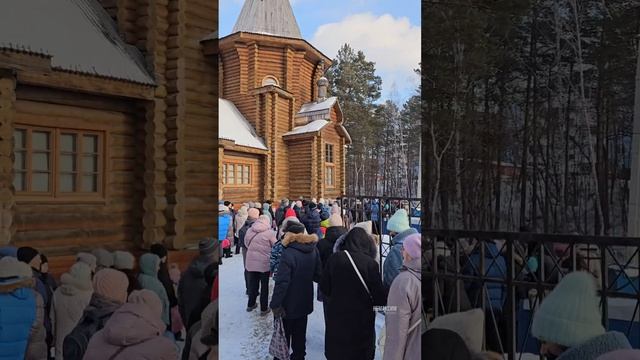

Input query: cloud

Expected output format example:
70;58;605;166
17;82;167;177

311;13;421;101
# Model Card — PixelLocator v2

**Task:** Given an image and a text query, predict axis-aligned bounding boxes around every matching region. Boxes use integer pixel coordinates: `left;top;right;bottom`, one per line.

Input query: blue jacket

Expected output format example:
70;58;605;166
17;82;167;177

463;241;507;311
383;228;418;289
270;232;322;319
218;213;232;241
0;279;36;360
371;201;380;221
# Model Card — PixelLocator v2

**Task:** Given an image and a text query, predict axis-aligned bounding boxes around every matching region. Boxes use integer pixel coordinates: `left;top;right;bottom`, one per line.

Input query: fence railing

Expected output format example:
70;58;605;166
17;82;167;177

338;195;422;273
425;229;640;360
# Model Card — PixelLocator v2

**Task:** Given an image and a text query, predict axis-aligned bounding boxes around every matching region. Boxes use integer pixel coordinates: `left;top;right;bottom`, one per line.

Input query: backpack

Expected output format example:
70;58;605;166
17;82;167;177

63;308;111;360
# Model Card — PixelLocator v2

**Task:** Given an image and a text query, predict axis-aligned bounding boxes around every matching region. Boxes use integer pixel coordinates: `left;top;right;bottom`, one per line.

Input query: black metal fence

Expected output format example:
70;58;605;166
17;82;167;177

425;229;640;359
338;195;422;273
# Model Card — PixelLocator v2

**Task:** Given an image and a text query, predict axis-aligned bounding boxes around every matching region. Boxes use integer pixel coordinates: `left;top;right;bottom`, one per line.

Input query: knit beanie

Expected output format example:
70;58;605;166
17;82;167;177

329;213;343;227
387;209;410;233
403;233;422;259
354;221;373;235
309;202;317;210
247;208;260;220
113;251;135;270
128;289;163;317
257;215;271;227
93;268;129;304
0;256;33;280
92;248;114;268
285;208;297;219
17;246;39;264
532;271;605;347
76;252;97;272
284;221;305;234
61;262;93;291
218;204;229;212
596;350;640;360
331;204;340;215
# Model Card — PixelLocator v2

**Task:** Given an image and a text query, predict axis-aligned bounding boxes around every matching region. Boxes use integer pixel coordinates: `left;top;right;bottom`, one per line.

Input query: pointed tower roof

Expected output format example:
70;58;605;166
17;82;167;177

232;0;302;39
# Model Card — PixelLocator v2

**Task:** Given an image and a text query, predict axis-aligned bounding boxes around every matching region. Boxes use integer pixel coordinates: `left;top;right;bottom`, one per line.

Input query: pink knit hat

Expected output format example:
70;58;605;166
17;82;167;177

596;350;640;360
257;215;271;226
403;233;421;259
93;268;129;304
247;208;260;220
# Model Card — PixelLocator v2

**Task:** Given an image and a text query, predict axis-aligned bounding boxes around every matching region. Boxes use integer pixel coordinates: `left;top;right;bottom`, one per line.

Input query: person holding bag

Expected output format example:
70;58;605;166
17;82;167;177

320;227;387;360
382;233;422;360
269;222;322;360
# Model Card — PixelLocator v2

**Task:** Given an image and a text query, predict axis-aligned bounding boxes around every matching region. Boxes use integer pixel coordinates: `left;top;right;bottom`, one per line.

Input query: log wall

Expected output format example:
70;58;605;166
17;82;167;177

220;150;263;204
12;94;144;256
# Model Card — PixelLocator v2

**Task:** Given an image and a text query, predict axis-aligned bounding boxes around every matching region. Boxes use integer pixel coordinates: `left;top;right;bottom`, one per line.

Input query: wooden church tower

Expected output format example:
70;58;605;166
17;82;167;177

217;0;351;203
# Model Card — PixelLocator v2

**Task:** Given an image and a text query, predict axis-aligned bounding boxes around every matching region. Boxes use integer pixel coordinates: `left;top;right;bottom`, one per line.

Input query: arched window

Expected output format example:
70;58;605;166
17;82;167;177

262;75;279;87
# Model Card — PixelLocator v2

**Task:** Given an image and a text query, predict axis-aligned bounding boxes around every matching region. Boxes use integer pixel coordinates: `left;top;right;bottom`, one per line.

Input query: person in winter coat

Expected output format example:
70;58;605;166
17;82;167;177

113;250;141;295
17;246;52;354
52;262;93;360
179;238;219;331
262;203;273;223
301;202;322;237
239;208;259;294
138;253;171;327
64;268;129;360
317;214;347;269
269;224;322;360
320;227;387;360
532;271;631;360
234;206;249;255
370;199;381;235
218;204;234;258
462;239;506;352
0;256;47;360
245;215;277;314
91;248;114;272
83;289;177;360
150;244;179;330
383;233;421;360
382;209;418;289
275;199;290;228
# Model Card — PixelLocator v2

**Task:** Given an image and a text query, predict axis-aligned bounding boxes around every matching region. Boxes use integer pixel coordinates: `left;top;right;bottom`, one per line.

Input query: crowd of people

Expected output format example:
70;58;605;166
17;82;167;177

218;197;422;360
0;239;220;360
422;230;640;360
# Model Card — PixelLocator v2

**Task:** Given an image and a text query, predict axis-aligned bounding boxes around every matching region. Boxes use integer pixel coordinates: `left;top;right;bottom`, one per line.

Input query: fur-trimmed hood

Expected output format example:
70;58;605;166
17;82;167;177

283;232;318;247
0;277;34;294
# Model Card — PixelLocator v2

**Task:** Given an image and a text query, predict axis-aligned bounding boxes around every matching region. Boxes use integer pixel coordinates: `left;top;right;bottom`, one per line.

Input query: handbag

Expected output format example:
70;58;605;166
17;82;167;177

344;250;372;300
269;316;290;360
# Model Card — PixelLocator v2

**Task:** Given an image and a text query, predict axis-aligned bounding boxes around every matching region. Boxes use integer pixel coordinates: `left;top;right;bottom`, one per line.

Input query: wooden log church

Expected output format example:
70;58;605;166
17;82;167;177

216;0;351;204
0;0;217;265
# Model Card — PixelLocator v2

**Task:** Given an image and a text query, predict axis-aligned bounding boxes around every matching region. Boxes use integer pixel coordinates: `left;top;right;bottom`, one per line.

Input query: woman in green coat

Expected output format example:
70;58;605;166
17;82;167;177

138;253;170;327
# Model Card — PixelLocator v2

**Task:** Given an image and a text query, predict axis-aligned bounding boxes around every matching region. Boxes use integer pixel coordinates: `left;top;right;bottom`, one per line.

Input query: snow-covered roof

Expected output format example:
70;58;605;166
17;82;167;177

297;97;337;115
219;99;268;150
284;120;329;137
0;0;154;85
232;0;302;39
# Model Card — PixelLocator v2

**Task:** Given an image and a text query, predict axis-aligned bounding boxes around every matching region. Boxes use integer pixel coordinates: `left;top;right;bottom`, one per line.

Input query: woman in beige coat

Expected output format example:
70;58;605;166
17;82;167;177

51;262;93;359
383;233;422;360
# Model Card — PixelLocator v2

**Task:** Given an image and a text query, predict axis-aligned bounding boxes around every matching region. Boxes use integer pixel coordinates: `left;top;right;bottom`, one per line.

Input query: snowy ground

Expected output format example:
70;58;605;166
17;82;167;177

219;253;385;359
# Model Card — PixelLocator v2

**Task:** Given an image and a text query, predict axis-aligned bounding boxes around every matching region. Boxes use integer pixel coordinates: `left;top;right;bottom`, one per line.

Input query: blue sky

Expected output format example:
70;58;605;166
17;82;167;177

220;0;421;103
